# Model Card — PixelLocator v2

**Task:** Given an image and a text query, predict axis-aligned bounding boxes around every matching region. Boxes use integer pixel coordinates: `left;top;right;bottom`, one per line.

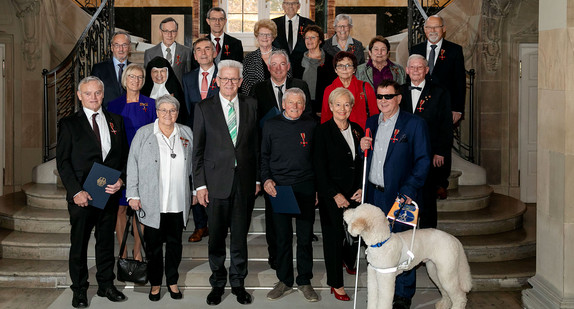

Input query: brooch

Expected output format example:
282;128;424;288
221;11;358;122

299;26;304;36
417;95;431;112
180;136;190;148
109;122;117;135
438;49;446;61
175;55;181;65
300;133;308;147
140;102;148;112
224;45;230;56
391;129;400;143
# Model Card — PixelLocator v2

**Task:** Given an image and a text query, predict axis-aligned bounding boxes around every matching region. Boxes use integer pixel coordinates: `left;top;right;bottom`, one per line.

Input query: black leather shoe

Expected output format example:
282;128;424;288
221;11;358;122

148;287;161;302
168;286;183;299
206;287;224;305
72;290;88;308
97;286;126;302
392;295;412;309
231;287;252;305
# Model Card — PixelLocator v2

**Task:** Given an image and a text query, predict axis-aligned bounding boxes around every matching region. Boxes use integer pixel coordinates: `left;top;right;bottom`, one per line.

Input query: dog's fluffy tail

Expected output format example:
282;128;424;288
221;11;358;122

457;241;473;292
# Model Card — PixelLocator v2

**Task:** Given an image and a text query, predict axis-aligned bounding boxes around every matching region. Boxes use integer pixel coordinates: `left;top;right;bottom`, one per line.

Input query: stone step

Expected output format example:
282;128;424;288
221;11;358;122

22;183;67;210
438;193;526;236
0;192;70;233
0;257;533;291
438;184;493;212
447;170;463;190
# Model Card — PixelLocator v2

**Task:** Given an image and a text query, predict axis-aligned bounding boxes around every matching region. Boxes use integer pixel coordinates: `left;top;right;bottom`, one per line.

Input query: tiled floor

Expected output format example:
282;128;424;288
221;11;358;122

0;286;523;309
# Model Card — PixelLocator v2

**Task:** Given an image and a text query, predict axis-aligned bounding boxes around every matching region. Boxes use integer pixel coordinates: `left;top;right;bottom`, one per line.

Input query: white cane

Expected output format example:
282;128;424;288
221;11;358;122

353;129;371;309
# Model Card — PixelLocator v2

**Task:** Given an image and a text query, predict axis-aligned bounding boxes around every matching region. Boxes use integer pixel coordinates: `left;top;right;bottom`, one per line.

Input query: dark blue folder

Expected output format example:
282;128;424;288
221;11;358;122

83;162;121;209
269;186;300;214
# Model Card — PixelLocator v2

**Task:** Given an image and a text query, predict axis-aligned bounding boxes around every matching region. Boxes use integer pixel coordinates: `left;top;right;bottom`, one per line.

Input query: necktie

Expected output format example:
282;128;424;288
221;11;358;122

276;85;284;110
215;38;221;55
409;86;422;91
288;20;294;53
92;113;101;149
201;72;209;99
166;47;173;65
227;102;237;145
429;44;437;74
117;63;124;88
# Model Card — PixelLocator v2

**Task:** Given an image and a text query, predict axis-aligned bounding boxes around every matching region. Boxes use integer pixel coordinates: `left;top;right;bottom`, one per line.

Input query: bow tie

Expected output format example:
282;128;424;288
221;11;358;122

409;86;422;91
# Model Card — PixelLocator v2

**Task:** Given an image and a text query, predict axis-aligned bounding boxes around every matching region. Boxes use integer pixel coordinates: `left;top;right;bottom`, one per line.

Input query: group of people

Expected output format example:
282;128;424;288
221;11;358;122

56;1;465;308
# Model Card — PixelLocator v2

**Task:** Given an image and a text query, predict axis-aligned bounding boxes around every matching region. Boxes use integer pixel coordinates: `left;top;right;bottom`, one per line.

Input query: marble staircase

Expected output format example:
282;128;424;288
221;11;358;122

0;172;534;291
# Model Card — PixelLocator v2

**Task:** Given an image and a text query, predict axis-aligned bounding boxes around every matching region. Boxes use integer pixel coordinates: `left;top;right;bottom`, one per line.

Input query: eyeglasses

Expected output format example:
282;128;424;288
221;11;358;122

335;25;350;30
161;29;178;35
127;74;144;81
218;77;241;84
424;25;443;31
158;109;178;115
112;43;129;49
283;1;299;6
408;65;426;71
304;36;318;41
376;93;400;100
336;64;354;70
208;17;226;22
258;33;273;38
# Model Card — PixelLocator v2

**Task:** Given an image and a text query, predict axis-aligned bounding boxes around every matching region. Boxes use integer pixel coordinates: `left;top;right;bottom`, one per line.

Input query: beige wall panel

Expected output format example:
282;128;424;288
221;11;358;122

538;29;566;90
150;15;186;45
116;0;193;7
538;89;565;153
536;213;565;292
348;14;376;52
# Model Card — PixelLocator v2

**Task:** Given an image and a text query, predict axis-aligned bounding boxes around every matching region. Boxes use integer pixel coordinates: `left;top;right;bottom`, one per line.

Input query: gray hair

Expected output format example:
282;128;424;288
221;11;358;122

77;76;104;92
155;94;180;111
207;7;227;19
283;87;306;105
218;60;243;77
111;31;131;44
406;54;428;68
424;15;444;27
328;87;355;107
333;14;353;28
269;50;291;66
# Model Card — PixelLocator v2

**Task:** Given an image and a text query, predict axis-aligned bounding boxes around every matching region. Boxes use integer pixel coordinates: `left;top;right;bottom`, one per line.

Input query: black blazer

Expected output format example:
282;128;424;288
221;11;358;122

314;119;364;199
192;94;259;199
91;58;131;108
410;39;466;115
191;33;245;69
56;109;128;202
249;78;312;125
400;82;452;158
272;15;315;79
182;66;219;127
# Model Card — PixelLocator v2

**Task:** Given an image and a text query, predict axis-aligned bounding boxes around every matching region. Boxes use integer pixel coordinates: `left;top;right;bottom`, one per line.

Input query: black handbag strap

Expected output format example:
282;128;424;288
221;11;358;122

118;212;147;259
363;82;370;118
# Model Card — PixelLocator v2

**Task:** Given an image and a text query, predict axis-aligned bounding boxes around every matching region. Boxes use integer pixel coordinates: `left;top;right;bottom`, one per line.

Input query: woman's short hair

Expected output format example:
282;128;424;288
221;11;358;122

333;51;358;71
333;14;352;28
328;87;355;107
368;35;390;52
77;76;104;92
254;19;278;40
121;63;145;89
303;24;325;45
155;94;180;111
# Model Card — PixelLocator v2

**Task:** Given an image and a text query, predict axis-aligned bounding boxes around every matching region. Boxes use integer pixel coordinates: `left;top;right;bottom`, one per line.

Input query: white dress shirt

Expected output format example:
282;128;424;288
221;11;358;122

341;125;356;158
426;39;443;65
83;107;111;160
410;79;426;112
154;120;186;213
271;79;287;110
285;15;300;49
161;42;177;65
198;65;216;92
219;92;240;128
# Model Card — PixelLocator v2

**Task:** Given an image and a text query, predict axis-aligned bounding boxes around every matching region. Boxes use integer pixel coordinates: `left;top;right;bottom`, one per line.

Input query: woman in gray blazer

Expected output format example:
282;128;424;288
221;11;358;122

127;94;194;301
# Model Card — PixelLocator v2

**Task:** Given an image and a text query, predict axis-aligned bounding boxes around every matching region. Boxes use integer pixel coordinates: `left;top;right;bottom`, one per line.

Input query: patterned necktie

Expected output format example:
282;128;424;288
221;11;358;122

215;38;221;55
288;20;294;53
92;113;101;149
201;72;209;99
276;85;284;110
117;63;124;88
429;44;437;74
227;102;237;145
166;47;173;65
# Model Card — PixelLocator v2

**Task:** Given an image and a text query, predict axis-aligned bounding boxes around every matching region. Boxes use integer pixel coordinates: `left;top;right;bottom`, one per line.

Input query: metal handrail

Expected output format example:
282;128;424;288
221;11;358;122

42;0;114;162
453;69;476;162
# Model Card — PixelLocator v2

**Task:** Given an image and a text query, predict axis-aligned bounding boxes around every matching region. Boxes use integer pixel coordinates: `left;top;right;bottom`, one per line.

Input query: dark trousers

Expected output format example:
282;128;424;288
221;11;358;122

420;154;451;228
207;176;254;288
272;181;315;287
144;212;184;286
319;196;358;289
68;199;118;292
264;194;277;261
367;183;416;300
191;203;208;229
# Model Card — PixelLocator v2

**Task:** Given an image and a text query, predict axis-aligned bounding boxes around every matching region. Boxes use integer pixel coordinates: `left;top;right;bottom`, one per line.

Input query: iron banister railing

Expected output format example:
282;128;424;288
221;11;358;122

42;0;114;162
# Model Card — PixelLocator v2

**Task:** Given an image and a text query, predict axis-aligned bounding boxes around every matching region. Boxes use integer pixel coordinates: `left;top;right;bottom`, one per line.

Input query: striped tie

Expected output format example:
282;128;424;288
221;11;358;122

227;102;237;145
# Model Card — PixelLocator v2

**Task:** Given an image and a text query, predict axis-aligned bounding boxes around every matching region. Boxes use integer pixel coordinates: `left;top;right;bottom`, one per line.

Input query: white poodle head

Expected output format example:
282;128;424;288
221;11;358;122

343;203;391;245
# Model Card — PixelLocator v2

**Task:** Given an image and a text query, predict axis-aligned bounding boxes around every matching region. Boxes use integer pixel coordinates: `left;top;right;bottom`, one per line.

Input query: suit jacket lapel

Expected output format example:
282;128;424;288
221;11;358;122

416;84;432;114
328;120;353;160
77;109;101;147
236;96;249;147
212;95;235;147
384;112;405;164
402;87;414;113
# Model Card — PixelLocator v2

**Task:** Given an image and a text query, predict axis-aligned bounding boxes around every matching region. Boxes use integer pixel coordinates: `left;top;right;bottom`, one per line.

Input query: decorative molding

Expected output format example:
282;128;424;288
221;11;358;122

480;0;512;72
523;275;574;308
12;0;41;71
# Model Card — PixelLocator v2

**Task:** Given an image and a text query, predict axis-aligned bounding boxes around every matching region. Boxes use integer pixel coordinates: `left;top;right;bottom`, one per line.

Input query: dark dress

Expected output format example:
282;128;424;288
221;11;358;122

107;93;157;205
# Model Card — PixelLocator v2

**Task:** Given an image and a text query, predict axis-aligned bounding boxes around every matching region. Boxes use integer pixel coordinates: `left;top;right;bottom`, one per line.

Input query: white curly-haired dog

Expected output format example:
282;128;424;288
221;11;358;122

343;203;472;309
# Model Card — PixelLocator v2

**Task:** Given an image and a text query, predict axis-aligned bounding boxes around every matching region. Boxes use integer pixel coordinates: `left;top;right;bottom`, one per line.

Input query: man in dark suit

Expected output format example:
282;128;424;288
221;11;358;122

205;7;244;64
56;76;129;308
144;17;193;84
361;80;431;309
91;31;131;108
400;54;452;229
192;60;260;306
272;1;315;78
249;49;311;269
410;15;465;125
182;37;219;243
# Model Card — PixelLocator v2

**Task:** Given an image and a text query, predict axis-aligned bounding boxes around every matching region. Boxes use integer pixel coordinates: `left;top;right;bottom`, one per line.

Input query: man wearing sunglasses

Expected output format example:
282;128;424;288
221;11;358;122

360;79;431;309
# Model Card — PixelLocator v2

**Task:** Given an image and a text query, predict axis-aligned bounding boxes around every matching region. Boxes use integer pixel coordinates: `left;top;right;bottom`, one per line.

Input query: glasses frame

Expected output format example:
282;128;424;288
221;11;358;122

376;93;400;100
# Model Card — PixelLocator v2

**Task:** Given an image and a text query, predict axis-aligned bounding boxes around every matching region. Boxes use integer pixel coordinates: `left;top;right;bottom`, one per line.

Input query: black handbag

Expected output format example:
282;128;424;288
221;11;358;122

116;212;148;284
